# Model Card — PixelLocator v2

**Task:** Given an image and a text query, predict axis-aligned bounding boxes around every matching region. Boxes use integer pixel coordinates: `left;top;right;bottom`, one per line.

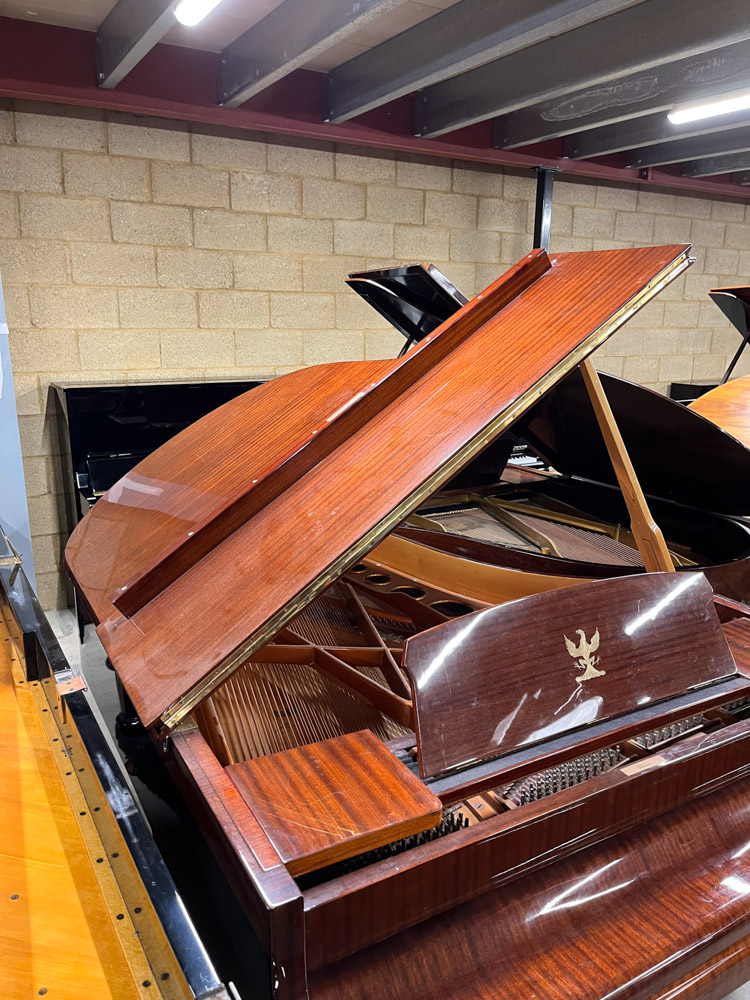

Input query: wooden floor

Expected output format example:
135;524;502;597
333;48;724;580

0;635;150;1000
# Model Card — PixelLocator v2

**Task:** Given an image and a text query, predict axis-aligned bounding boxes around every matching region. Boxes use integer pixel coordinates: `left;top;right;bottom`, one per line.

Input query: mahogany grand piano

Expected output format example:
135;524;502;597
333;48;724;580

64;244;750;999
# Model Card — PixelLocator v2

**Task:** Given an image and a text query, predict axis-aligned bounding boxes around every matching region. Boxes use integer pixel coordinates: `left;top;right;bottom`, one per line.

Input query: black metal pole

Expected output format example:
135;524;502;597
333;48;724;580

532;166;560;252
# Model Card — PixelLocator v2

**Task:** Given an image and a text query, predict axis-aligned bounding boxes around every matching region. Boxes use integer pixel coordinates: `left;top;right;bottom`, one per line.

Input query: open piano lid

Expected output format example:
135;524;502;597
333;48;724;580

345;263;467;348
515;368;750;515
64;245;691;733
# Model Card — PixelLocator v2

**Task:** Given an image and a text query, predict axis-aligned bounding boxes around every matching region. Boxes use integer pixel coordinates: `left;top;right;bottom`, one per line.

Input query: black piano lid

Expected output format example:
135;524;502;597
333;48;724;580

516;368;750;517
346;263;467;348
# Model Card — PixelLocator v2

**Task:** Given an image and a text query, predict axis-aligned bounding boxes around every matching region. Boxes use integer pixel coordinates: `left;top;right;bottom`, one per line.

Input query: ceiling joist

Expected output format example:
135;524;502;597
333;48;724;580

327;0;645;124
626;124;750;168
96;0;176;90
416;0;750;138
685;152;750;177
220;0;408;109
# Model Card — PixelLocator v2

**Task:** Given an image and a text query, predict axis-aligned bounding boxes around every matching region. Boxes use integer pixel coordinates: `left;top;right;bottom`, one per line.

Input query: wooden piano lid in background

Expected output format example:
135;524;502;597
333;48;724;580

226;730;441;877
64;244;692;732
689;374;750;451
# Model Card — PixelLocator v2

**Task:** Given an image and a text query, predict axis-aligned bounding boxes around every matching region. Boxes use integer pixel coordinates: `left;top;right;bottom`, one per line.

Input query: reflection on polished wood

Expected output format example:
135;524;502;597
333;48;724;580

689;374;750;450
0;625;149;999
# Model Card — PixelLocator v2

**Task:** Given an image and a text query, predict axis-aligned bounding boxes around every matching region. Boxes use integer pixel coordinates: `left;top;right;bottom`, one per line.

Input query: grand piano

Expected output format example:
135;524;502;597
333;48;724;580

64;244;750;999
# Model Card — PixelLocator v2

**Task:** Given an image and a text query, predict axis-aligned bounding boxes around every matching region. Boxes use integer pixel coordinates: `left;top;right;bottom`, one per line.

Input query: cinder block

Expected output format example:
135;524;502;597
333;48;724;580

636;189;677;214
191;128;266;171
15;103;105;152
236;330;303;367
0;146;62;193
595;355;625;378
335;292;389;329
658;354;694;382
303;178;365;220
502;231;537;262
14;374;42;418
678;328;713;354
30;286;118;328
334;220;393;256
596;184;638;211
22;455;48;494
19;194;110;242
0;240;69;284
365;330;405;359
152;162;229;208
367;185;422;224
396;155;451;191
622;355;660;384
268;216;332;254
450;229;500;263
653;214;692;243
335;146;396;184
271;293;335;329
705;247;739;274
2;286;31;328
550;204;573;237
663;301;697;328
108;113;190;161
626;300;664;328
194;208;266;251
304;330;364;364
692;353;727;380
425;191;476;229
79;330;161;370
199;290;269;329
0;102;12;145
478;197;527;233
641;328;680;356
64;152;150;201
394;225;449;260
234;254;302;291
231;173;301;214
267;138;334;178
711;198;745;222
614;210;655;243
691;218;727;248
0;192;19;237
71;243;155;286
674;195;712;219
119;288;197;329
555;179;597;207
724;223;750;251
435;260;475;294
303;255;365;292
111;201;192;247
161;329;234;368
502;170;535;202
35;570;72;612
157;248;233;288
11;329;79;372
452;164;503;197
572;206;616;240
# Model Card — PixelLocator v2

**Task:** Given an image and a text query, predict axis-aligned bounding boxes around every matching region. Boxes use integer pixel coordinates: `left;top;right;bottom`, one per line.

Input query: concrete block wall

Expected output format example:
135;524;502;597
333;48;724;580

1;98;749;609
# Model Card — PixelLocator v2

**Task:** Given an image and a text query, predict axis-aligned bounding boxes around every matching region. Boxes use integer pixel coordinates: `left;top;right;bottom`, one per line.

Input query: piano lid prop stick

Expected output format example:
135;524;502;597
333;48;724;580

579;358;675;574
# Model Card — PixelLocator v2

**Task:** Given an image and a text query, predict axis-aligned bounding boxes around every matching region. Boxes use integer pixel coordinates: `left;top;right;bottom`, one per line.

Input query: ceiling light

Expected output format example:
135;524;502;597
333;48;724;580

174;0;224;27
668;87;750;125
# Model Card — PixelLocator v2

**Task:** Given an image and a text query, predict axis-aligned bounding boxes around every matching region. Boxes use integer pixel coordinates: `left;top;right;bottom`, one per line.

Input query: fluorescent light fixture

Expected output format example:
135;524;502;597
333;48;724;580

174;0;224;27
668;87;750;125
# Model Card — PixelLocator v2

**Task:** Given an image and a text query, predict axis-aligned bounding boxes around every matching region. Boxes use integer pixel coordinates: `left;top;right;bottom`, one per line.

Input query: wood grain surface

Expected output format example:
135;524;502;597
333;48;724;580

689;375;750;450
306;771;750;1000
0;621;148;999
64;245;691;729
403;572;733;778
227;731;441;876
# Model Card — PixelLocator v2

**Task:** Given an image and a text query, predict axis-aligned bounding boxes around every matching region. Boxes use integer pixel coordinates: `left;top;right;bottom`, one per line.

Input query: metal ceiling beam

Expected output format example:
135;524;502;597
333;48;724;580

96;0;176;90
684;152;750;177
564;108;750;159
416;0;750;138
496;39;750;149
626;124;750;168
220;0;407;108
327;0;644;124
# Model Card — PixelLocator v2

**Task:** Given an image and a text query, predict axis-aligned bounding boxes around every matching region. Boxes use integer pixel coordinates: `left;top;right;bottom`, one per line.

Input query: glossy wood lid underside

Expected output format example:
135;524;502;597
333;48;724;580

226;730;442;876
689;375;750;452
64;244;691;729
403;572;736;778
